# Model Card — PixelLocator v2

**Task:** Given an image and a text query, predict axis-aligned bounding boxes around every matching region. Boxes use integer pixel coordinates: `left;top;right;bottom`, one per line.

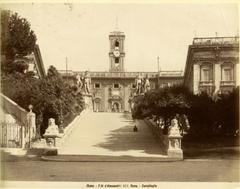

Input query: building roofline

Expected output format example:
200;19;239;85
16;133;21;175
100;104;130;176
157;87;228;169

34;44;46;77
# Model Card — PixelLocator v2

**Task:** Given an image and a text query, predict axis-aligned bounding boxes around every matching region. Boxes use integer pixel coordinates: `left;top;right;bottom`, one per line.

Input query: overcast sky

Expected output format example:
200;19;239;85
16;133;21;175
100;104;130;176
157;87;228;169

2;3;239;72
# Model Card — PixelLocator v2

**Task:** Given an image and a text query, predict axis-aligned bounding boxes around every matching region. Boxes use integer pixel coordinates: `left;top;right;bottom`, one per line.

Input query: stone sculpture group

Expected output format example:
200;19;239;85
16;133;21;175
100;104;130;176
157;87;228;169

75;71;91;94
135;74;151;95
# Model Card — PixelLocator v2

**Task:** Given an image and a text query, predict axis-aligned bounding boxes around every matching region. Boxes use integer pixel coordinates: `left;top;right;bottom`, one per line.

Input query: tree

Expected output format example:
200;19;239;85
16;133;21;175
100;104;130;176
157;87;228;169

1;12;37;74
132;85;191;133
6;13;37;59
47;65;61;78
215;88;239;136
1;65;84;137
187;92;216;136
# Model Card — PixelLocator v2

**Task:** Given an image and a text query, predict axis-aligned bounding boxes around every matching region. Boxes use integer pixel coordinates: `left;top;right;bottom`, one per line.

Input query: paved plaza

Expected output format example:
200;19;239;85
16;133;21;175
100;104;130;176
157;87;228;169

58;112;166;157
2;112;239;182
3;159;239;182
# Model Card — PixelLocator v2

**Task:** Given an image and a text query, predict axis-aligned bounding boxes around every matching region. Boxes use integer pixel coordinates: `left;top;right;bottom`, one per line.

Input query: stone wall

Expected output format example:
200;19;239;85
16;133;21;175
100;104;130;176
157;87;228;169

144;118;168;154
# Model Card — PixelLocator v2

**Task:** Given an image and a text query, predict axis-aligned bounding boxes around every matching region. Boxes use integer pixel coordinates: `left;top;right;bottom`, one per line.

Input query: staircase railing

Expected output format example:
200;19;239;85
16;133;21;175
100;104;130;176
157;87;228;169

0;93;28;148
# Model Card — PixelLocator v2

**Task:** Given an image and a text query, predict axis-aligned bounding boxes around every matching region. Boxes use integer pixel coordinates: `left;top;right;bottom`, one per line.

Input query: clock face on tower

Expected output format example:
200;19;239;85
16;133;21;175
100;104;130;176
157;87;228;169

113;50;120;57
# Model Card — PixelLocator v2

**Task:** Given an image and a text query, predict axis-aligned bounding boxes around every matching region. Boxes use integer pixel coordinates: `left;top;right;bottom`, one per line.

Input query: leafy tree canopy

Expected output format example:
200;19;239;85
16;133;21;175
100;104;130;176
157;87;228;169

7;13;37;59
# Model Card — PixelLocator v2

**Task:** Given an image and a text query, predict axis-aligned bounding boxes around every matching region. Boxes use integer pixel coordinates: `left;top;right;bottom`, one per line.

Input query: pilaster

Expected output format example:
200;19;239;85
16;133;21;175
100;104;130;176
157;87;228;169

193;63;200;94
214;63;221;93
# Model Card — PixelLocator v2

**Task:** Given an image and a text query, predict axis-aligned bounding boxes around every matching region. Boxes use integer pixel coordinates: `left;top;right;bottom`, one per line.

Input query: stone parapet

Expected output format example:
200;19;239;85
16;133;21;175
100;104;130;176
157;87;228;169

82;94;93;111
0;93;28;125
55;110;88;148
144;119;168;154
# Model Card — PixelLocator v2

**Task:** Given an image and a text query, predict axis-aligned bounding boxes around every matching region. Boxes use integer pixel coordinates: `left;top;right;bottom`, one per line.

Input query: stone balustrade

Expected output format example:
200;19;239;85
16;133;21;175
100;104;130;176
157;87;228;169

193;36;239;45
144;117;183;159
58;70;183;78
0;93;28;125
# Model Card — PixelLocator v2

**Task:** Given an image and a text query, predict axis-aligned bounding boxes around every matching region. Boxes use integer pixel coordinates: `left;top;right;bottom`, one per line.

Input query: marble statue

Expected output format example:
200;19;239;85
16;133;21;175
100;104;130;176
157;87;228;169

27;104;36;142
44;118;59;136
167;116;183;158
76;74;83;90
144;74;150;93
43;118;60;147
168;117;181;137
135;75;142;95
83;71;91;94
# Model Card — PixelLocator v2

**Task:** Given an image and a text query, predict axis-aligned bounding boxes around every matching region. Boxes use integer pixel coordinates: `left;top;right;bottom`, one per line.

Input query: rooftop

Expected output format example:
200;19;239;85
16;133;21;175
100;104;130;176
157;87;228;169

58;70;183;78
109;31;125;36
192;36;239;46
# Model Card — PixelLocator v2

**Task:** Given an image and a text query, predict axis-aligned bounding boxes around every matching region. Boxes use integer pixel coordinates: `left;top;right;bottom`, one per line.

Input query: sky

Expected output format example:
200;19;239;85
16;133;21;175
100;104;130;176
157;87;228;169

2;3;239;72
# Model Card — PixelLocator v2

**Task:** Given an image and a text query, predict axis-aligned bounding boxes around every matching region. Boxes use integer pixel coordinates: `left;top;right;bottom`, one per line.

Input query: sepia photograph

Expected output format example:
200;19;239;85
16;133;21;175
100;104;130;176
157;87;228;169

0;1;239;188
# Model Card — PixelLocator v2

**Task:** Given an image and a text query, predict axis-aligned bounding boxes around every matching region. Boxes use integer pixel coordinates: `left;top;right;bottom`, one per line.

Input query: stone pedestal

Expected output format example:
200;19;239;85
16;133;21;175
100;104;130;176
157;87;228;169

167;118;183;159
82;93;93;111
167;135;183;159
43;118;61;148
43;134;60;147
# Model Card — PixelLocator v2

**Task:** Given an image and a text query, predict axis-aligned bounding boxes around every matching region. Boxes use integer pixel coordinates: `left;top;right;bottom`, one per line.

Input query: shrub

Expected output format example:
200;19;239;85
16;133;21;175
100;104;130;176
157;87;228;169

1;66;84;137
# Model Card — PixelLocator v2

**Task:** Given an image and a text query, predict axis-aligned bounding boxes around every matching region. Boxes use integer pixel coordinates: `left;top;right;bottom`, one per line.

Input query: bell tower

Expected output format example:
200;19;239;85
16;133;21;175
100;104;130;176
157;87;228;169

109;30;125;72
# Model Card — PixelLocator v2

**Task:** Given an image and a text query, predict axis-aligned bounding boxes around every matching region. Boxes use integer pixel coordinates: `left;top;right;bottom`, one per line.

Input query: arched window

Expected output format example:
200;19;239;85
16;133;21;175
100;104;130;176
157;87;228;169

115;40;119;47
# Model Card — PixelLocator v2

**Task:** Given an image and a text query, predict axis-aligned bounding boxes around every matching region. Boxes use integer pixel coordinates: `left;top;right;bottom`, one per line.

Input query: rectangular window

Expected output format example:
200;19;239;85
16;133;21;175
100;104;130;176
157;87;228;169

114;83;119;88
94;83;100;89
203;69;209;81
201;68;212;81
223;68;232;81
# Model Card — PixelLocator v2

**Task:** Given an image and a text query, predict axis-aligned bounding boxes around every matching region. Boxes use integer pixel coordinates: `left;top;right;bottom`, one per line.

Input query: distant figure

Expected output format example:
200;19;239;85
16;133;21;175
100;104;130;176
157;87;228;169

133;125;138;132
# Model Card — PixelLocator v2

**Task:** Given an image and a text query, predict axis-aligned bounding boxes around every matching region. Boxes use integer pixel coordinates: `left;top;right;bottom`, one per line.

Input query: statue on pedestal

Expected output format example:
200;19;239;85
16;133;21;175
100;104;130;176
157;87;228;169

26;104;36;144
168;117;182;150
135;75;142;95
44;118;59;135
83;71;91;94
144;74;150;93
43;118;60;147
168;118;181;137
167;116;184;159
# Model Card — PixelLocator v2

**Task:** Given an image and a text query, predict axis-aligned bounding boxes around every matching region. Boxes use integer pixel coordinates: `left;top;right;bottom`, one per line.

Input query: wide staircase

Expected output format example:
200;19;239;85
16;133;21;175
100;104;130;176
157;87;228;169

58;112;167;158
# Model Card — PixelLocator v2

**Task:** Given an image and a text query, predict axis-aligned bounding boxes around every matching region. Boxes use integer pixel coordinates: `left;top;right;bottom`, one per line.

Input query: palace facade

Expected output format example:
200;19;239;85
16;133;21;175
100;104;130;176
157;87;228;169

60;30;183;112
184;36;239;95
60;30;239;112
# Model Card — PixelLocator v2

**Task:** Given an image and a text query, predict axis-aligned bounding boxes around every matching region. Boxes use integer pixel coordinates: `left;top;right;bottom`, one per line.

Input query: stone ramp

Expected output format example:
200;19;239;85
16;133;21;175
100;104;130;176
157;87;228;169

58;112;166;158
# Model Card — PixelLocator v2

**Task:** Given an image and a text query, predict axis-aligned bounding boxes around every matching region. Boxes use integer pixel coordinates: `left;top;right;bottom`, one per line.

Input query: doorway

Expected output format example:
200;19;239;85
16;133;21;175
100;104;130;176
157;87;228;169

112;102;120;112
